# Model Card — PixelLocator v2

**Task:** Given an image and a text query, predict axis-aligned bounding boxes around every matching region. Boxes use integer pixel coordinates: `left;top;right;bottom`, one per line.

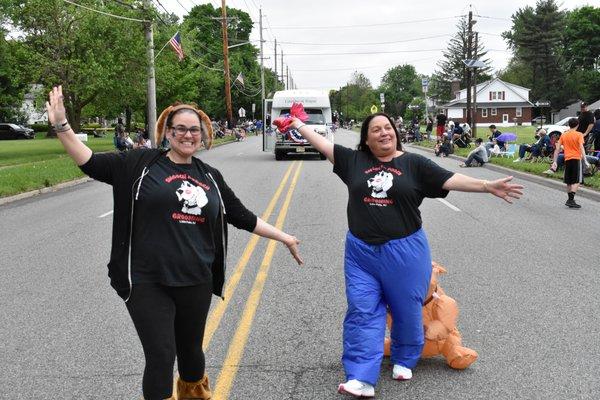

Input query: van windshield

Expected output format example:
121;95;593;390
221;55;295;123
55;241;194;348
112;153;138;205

280;108;325;125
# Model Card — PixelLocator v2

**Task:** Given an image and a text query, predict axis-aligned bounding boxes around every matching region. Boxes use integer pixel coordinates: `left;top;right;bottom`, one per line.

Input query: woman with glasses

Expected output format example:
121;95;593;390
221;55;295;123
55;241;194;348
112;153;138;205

46;87;303;400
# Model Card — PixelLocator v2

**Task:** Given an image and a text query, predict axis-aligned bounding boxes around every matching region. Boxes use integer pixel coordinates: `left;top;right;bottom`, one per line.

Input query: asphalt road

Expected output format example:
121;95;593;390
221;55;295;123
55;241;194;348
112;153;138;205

1;130;599;399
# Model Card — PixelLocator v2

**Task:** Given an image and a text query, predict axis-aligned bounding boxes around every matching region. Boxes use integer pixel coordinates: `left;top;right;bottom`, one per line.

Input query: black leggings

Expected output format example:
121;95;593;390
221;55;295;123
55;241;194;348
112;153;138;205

126;283;213;400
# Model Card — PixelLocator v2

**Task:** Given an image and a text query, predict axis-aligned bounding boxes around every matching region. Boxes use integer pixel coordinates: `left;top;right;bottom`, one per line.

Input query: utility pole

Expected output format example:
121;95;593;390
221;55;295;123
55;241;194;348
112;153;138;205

259;7;266;150
466;9;473;129
472;32;478;138
220;0;233;127
274;38;277;81
286;65;289;89
280;51;284;86
143;0;157;147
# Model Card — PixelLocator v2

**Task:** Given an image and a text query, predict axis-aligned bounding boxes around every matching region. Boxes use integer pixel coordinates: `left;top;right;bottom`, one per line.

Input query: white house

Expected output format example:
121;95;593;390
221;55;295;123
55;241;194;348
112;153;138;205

442;78;534;127
20;84;47;125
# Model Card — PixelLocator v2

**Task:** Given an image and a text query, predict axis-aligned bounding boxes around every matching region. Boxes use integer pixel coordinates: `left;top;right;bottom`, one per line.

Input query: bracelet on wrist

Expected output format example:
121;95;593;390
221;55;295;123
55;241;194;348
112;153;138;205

53;120;69;132
482;180;489;193
56;123;71;133
295;123;306;130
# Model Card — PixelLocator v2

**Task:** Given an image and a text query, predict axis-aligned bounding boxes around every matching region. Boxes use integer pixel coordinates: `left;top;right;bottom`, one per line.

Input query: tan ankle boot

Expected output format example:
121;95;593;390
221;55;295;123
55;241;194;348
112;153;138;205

176;375;212;400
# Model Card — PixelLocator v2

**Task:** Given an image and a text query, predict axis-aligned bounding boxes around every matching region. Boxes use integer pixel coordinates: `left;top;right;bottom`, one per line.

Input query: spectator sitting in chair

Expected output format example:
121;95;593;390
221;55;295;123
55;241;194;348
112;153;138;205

451;123;464;143
489;138;502;157
486;124;505;152
513;128;551;162
459;138;488;167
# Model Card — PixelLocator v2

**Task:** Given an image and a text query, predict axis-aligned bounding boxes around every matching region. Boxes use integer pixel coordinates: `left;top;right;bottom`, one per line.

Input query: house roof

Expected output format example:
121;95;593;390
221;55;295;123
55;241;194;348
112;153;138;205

442;77;534;108
446;102;533;108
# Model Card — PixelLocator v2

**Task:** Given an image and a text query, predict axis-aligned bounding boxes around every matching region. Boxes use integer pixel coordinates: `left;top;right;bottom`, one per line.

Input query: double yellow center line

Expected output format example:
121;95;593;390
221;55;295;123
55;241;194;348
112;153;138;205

203;161;304;400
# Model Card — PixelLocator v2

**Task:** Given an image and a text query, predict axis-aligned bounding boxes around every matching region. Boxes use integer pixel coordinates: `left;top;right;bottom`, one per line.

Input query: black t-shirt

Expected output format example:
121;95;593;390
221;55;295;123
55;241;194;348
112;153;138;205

333;145;454;244
578;111;594;134
131;156;220;286
436;114;447;126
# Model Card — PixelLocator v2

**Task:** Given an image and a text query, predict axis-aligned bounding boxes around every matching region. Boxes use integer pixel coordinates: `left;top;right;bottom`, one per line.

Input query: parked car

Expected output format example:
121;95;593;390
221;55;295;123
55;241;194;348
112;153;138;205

539;116;573;137
0;123;35;139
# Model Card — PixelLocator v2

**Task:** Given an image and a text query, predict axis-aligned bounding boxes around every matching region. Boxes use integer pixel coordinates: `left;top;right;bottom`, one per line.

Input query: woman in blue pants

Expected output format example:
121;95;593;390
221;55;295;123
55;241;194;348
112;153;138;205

289;111;523;398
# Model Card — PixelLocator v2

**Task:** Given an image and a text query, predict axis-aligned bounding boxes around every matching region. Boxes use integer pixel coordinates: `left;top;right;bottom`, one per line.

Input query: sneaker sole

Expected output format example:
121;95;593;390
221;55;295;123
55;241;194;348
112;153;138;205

392;375;412;381
337;384;374;398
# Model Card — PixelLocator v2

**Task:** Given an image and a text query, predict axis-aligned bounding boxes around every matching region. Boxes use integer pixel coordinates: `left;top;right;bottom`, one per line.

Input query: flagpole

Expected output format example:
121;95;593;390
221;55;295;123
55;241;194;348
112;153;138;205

154;31;178;60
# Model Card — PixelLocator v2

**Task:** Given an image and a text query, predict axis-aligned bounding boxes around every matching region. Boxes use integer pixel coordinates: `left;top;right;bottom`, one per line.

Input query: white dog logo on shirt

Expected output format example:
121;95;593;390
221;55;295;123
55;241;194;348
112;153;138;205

175;180;208;215
367;171;394;198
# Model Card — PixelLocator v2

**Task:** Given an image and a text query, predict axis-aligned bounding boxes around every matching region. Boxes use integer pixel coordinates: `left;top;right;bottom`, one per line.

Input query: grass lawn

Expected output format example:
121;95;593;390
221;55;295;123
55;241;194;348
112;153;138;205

416;126;600;191
0;133;236;198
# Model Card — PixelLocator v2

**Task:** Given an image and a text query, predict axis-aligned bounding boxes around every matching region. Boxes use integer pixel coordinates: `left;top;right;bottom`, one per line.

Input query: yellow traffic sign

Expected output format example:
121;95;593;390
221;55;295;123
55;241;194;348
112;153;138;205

370;105;378;114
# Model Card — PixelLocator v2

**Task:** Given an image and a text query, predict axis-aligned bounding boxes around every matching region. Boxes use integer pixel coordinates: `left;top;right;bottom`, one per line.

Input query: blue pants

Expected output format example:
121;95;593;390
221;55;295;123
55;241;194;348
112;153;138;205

342;230;432;386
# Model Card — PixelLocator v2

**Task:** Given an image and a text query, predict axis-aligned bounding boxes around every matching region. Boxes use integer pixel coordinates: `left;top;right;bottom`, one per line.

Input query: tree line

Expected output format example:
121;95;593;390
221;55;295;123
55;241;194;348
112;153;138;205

1;0;598;130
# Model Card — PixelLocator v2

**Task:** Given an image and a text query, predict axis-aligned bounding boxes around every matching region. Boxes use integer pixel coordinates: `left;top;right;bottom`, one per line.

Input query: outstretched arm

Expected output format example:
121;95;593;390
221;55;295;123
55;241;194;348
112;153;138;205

289;117;335;163
253;218;303;265
442;174;524;204
45;85;92;166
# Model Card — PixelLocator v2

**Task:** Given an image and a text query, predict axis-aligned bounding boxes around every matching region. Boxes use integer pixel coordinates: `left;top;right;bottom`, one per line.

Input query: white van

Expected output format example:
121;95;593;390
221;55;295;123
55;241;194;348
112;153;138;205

271;89;332;160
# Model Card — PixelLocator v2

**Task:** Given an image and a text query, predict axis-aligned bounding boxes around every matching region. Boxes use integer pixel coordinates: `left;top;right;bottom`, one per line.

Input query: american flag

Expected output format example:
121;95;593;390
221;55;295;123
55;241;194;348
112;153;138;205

169;32;184;61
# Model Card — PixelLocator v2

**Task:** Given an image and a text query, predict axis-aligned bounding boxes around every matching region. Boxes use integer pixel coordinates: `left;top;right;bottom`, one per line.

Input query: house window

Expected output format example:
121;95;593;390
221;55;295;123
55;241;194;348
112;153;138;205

482;108;488;117
516;107;522;117
491;108;497;116
490;92;496;100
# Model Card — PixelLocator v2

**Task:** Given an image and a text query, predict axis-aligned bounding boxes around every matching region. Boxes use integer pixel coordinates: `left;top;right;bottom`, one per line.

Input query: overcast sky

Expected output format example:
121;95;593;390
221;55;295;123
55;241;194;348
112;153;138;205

162;0;594;91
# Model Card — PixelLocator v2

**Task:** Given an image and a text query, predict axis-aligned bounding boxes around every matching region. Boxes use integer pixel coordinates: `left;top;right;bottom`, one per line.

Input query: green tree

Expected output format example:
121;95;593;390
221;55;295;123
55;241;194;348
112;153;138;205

502;0;568;109
433;16;491;104
562;6;600;103
0;28;32;122
331;72;377;122
379;64;421;118
2;0;147;134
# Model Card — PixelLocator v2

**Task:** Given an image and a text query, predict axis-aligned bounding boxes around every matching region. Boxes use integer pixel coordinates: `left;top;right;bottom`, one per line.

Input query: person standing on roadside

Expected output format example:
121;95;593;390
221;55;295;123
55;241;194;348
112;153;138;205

552;117;587;209
46;85;303;400
435;111;447;140
287;108;523;398
577;102;595;150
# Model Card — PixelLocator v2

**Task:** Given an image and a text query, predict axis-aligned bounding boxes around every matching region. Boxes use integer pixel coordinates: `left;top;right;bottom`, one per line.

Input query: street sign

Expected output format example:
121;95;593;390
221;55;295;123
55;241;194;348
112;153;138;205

379;93;385;103
535;101;550;107
238;107;246;118
463;59;486;68
370;105;378;114
251;103;256;113
421;78;429;86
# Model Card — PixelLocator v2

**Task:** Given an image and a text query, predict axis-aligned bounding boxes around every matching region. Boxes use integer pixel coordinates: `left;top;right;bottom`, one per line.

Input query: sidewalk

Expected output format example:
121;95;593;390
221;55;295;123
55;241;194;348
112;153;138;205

411;144;600;203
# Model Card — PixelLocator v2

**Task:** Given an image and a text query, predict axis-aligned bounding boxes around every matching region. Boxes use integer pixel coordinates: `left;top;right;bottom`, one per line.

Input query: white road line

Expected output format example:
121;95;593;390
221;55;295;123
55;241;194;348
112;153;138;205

437;198;461;212
98;210;114;218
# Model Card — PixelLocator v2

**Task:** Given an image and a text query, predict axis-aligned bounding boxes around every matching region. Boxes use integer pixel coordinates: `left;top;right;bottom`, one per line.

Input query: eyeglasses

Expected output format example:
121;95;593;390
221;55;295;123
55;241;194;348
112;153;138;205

171;125;202;136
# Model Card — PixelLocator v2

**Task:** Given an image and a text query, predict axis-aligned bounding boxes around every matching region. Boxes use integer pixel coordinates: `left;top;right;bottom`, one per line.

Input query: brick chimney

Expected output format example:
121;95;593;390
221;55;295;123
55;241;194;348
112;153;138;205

451;79;461;99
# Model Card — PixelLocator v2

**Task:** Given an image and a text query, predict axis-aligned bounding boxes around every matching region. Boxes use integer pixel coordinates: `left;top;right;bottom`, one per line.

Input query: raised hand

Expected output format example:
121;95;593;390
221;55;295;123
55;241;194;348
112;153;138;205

45;85;67;125
486;176;524;204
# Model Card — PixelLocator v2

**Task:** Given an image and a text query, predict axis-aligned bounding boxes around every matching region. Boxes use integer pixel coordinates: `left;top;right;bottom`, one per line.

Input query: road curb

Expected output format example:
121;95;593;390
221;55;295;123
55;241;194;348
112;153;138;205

0;177;93;206
411;144;600;203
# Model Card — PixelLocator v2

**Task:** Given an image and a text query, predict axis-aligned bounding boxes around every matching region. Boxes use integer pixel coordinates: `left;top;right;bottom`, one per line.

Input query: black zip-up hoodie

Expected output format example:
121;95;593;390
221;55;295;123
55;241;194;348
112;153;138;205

80;149;257;301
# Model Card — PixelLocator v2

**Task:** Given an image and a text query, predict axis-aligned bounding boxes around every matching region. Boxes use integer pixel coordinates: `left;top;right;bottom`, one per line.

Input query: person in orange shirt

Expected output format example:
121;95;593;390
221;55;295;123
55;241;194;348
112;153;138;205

552;118;587;208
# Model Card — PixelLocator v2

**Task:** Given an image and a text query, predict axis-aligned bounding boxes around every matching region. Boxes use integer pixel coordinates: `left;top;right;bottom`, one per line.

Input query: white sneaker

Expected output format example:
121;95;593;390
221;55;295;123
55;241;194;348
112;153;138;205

392;364;413;381
337;379;375;398
543;168;555;175
513;158;522;163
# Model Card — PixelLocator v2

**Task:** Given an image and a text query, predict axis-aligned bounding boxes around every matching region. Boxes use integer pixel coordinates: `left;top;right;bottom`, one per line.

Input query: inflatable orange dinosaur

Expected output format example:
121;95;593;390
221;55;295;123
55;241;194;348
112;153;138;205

384;262;478;369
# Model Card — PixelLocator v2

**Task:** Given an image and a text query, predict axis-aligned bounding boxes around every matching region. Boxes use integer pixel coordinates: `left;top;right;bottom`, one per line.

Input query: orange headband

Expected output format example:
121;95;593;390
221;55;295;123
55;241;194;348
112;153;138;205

155;104;214;149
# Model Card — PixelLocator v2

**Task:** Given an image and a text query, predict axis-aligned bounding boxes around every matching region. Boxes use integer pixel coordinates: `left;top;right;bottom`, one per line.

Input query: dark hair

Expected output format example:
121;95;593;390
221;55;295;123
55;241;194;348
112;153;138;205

568;117;579;128
489;124;496;129
166;107;200;128
357;113;403;155
475;138;483;144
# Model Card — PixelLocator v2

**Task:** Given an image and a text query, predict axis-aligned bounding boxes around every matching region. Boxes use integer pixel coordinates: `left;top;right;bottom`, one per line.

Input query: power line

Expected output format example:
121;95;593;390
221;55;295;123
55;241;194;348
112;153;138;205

474;14;511;22
270;34;452;47
283;48;445;57
62;0;150;22
268;15;463;30
173;0;190;14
